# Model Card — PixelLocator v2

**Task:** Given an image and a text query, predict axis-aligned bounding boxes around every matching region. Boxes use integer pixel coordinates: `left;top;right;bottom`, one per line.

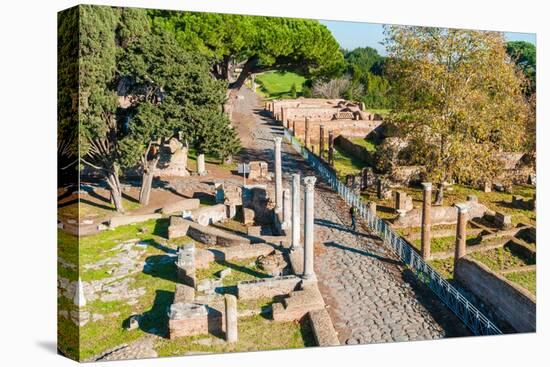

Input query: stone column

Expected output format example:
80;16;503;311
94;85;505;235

291;173;301;250
420;182;432;259
282;188;291;229
319;125;325;157
454;203;469;270
274;137;283;213
328;131;334;167
304;117;310;148
303;176;317;280
197;154;206;175
224;294;238;343
74;277;86;307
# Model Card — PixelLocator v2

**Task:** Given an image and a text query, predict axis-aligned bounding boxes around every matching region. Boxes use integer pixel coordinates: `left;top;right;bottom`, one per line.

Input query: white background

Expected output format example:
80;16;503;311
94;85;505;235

0;0;547;365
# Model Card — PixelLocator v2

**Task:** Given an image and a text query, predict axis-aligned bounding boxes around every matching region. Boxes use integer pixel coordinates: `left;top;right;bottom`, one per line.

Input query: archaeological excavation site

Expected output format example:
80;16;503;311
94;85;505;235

57;4;536;362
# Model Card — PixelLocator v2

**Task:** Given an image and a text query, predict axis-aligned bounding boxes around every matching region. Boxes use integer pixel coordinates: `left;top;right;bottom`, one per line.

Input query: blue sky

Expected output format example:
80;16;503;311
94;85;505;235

320;20;536;55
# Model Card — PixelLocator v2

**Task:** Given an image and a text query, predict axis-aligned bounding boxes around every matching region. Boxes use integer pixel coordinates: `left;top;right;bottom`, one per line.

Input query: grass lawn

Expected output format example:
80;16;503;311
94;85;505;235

469;245;535;273
187;147;237;173
255;71;306;99
348;136;379;152
504;270;536;295
410;235;480;253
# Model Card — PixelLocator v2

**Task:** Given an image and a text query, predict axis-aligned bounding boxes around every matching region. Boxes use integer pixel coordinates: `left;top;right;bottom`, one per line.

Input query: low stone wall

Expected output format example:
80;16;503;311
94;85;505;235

393;201;488;228
272;284;325;322
308;309;340;346
160;199;200;215
237;275;302;300
184;219;251;247
455;257;536;333
108;213;162;228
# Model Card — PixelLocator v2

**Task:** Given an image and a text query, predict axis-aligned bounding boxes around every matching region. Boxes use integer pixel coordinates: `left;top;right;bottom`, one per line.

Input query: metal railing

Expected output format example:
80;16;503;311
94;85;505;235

283;128;502;336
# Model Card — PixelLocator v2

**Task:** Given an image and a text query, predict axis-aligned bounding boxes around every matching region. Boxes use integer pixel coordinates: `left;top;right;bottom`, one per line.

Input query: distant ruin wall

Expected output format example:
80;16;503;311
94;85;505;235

455;258;536;333
292;119;383;145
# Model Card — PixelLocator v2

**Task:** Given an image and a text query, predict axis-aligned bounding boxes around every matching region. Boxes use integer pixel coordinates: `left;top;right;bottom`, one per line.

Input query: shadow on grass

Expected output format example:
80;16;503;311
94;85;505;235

153;218;170;238
142;254;177;283
132;289;174;338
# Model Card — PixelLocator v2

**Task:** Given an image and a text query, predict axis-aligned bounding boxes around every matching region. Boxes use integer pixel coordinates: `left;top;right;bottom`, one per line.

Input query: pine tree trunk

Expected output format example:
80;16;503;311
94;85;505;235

139;159;158;206
106;170;124;213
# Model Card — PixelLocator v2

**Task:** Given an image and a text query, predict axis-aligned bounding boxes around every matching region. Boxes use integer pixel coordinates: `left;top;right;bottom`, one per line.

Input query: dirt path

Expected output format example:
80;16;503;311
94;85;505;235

231;87;471;344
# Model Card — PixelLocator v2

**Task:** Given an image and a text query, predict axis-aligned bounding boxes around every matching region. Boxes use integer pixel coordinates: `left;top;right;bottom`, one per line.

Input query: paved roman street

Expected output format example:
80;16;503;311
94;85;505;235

233;87;471;344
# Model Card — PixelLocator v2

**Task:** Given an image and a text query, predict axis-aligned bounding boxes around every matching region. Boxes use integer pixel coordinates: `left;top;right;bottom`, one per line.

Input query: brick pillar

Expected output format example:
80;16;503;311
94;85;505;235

273;137;283;213
280;107;284;123
328;131;334;167
303;176;317;280
225;294;238;343
454;203;469;272
319;125;325;158
305;117;310;148
420;182;432;259
292;120;296;136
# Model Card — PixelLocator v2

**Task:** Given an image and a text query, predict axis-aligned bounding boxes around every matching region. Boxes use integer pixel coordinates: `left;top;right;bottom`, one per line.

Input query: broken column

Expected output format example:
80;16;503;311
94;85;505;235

291;173;301;250
303;176;317;280
328;131;334;166
197;153;206;175
283;188;291;230
454;203;469;271
305;117;310;148
319;125;325;157
274;137;283;213
225;294;238;343
420;182;432;259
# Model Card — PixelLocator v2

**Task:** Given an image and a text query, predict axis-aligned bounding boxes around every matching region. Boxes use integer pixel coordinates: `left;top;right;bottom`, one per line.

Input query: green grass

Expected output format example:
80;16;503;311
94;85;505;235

255;71;306;99
187;147;237;172
348;137;379;152
195;258;270;288
155;315;315;357
504;270;536;295
330;145;366;180
469;245;535;273
411;235;480;253
428;257;455;280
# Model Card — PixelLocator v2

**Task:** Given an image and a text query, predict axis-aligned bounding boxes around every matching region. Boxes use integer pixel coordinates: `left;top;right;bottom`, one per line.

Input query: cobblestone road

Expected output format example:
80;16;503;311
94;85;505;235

233;87;471;345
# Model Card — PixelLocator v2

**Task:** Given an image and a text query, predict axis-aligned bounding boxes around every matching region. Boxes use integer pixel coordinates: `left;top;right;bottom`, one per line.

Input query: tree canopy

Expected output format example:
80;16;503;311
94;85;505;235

149;11;345;93
385;26;529;203
506;41;536;95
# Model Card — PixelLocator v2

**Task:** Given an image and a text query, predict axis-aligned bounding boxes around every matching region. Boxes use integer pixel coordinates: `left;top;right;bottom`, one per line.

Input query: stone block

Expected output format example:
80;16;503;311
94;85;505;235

248;161;270;181
176;244;196;287
168;302;224;339
193;204;228;226
174;284;195;303
161;199;200;215
243;208;256;225
272;285;325;322
308;309;340;346
494;211;512;229
247;225;261;236
237;275;301;300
